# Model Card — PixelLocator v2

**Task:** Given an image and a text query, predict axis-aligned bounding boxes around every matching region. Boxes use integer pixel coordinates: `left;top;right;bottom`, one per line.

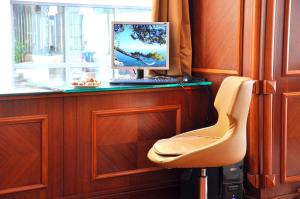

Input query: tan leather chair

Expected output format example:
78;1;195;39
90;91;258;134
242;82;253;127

147;76;253;199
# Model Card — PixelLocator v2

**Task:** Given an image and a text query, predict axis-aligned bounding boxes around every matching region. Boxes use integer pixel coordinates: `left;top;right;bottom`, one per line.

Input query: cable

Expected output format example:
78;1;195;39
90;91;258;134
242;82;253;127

180;84;212;129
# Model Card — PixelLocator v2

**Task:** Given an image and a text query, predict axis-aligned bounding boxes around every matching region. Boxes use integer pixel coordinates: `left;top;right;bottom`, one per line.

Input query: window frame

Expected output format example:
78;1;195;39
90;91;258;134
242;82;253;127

11;0;152;85
11;0;152;9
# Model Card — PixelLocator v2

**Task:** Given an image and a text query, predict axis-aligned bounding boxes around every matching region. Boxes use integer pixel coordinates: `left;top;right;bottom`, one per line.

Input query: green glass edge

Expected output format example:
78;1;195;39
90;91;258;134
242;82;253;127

63;81;212;93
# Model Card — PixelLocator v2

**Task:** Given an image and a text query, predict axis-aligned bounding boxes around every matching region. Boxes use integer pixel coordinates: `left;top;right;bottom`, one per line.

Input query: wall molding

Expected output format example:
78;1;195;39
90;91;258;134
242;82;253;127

192;68;239;75
0;115;48;195
91;105;181;181
271;188;300;199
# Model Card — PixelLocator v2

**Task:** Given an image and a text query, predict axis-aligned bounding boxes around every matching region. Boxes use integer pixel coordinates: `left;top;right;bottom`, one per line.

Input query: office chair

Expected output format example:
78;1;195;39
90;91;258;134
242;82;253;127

148;76;253;199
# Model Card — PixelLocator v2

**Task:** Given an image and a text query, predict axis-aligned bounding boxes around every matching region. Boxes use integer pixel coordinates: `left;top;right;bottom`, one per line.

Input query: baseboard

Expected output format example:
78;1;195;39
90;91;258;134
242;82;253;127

59;181;179;199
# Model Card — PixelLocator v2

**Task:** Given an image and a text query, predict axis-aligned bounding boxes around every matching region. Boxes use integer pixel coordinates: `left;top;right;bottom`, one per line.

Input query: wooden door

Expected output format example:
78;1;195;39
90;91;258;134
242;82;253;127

261;0;300;198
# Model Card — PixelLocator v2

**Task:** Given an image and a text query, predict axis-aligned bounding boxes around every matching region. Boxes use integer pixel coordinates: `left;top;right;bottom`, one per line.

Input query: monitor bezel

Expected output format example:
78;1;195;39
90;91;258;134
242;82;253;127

111;21;169;70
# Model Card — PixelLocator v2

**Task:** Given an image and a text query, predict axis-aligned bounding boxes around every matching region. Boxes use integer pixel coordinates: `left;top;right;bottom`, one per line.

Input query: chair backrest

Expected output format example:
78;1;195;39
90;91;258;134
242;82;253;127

212;76;253;137
147;76;254;168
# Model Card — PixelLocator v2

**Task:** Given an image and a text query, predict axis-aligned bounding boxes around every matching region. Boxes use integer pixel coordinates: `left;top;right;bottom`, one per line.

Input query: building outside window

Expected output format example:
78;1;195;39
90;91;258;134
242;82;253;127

10;0;152;87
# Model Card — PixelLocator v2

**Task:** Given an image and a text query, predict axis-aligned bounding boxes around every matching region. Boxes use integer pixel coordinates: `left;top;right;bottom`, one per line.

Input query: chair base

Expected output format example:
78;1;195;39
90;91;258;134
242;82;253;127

199;168;207;199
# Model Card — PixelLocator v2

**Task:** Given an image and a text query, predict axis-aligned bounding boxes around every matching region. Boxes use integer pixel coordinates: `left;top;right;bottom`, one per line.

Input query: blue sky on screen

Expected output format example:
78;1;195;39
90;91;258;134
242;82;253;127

114;24;166;53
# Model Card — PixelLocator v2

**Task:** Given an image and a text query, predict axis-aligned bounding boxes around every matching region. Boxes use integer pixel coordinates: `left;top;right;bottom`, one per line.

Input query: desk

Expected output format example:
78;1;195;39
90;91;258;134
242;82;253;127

0;82;211;199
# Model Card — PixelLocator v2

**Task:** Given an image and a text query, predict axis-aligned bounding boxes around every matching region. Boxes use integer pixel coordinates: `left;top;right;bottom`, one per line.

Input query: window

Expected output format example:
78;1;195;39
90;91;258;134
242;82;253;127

11;0;152;87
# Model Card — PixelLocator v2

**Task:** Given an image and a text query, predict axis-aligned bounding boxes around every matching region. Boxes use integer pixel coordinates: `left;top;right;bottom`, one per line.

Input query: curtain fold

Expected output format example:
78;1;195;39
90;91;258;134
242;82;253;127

152;0;192;76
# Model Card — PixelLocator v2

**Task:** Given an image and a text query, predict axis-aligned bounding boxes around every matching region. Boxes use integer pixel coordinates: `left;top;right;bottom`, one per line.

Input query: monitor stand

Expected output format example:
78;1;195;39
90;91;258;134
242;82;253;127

136;69;144;79
110;69;179;84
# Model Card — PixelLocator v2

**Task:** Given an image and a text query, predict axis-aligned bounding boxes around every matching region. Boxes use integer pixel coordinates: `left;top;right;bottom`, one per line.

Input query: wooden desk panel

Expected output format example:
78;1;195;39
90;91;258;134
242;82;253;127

0;87;208;199
0;98;63;199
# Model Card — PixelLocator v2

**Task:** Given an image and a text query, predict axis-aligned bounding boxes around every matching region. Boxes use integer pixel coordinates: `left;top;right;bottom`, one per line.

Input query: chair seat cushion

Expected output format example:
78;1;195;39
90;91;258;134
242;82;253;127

153;135;219;156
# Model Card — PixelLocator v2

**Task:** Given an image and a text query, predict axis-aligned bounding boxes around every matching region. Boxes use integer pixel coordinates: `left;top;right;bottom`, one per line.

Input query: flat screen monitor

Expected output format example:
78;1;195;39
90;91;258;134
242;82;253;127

112;22;169;78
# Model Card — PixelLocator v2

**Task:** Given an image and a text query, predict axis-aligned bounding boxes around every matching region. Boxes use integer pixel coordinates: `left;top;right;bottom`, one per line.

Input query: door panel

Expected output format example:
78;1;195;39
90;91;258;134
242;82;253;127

263;0;300;197
282;93;300;183
279;0;300;186
282;0;300;76
190;0;300;197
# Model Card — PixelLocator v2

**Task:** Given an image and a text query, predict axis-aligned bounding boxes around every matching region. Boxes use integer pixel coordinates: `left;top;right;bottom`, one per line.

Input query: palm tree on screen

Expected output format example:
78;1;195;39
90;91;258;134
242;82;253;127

114;24;166;66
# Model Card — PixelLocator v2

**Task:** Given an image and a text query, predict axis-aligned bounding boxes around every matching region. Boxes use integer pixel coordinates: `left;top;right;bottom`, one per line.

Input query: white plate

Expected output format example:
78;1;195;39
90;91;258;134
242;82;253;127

73;84;100;88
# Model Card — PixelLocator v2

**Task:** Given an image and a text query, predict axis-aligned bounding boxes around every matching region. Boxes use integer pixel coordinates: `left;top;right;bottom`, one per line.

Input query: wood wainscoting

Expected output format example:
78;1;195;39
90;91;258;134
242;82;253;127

0;97;63;199
91;105;181;181
0;115;48;195
62;88;208;199
0;86;208;199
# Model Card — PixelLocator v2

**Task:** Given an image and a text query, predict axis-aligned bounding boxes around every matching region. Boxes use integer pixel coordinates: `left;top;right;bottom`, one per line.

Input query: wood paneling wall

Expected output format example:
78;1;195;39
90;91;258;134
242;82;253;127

63;88;208;198
190;1;261;190
0;98;63;199
0;115;48;195
0;87;207;199
191;0;244;76
91;105;181;180
190;0;300;198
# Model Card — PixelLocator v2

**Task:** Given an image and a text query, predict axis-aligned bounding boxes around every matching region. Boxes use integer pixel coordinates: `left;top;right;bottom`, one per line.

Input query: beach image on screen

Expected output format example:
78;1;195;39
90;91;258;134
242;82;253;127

113;23;167;68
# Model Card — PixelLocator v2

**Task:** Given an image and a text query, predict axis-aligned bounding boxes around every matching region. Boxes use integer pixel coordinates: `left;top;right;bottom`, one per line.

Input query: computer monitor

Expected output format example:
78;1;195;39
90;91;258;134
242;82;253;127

111;21;169;78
